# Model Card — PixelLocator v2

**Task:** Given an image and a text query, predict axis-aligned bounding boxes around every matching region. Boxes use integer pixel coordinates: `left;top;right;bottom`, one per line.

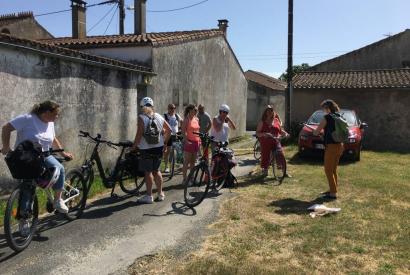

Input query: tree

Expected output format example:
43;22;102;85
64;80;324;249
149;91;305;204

279;63;310;82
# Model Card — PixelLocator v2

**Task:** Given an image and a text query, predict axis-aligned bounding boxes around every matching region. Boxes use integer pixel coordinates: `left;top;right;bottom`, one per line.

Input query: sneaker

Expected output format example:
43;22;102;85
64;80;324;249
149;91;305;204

19;219;30;237
164;168;170;173
54;199;69;214
262;169;268;177
157;193;165;202
137;195;154;204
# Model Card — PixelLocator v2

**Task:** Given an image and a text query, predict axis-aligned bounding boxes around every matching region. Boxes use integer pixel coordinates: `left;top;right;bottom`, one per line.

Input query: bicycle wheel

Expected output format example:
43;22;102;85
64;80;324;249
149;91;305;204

184;164;211;208
271;152;287;185
64;169;87;221
168;147;176;179
254;140;261;161
4;187;39;252
118;165;145;194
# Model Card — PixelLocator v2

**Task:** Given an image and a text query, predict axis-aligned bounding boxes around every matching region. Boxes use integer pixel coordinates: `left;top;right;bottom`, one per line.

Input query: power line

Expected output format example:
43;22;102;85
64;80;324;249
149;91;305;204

34;1;117;17
147;0;210;13
238;50;352;57
88;4;117;33
35;9;72;17
104;5;118;34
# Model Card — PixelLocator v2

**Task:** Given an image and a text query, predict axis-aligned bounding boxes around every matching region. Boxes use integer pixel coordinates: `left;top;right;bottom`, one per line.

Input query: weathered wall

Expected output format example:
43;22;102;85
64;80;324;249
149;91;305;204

0;46;140;194
1;18;53;40
82;46;152;67
292;88;410;151
246;81;285;131
311;30;410;71
151;37;248;138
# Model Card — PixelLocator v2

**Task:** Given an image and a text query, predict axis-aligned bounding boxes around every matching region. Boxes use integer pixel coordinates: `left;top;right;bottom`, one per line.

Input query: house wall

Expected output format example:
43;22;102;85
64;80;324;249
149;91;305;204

246;81;285;131
81;46;152;66
0;46;141;195
292;88;410;152
151;37;248;138
1;18;53;40
310;30;410;71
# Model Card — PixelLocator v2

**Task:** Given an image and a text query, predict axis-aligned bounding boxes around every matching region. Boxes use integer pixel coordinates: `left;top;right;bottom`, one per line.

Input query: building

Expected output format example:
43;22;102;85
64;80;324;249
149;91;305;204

310;29;410;71
0;11;53;40
245;70;286;130
292;69;410;151
40;1;247;137
0;33;153;195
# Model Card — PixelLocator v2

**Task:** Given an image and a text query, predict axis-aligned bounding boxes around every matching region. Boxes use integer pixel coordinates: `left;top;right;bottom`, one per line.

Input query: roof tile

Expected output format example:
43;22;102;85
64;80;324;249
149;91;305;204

245;70;286;91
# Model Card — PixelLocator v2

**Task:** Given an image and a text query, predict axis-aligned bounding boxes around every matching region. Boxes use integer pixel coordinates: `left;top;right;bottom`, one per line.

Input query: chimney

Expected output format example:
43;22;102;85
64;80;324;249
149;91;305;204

218;19;229;37
134;0;147;35
72;0;87;39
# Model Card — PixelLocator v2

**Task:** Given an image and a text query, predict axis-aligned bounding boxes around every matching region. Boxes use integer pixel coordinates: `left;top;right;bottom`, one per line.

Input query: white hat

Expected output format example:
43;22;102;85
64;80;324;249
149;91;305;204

219;104;230;113
140;97;154;107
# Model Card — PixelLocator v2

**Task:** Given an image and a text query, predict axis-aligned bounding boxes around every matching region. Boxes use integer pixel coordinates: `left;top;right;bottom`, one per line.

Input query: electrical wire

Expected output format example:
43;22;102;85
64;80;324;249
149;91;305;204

34;1;117;17
88;4;117;33
238;50;352;57
35;9;72;17
103;5;118;35
147;0;210;13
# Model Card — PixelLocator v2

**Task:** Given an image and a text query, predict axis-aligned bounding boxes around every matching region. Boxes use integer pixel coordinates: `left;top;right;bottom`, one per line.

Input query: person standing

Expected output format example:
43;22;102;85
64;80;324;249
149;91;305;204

313;99;344;200
210;104;236;151
256;105;288;177
197;104;212;134
181;104;201;182
131;97;171;204
163;103;183;173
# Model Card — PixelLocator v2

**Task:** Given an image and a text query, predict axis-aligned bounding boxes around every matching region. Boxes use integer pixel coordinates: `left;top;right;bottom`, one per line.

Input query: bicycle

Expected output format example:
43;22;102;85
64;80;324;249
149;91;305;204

266;134;288;185
253;134;261;161
77;131;145;200
184;132;237;208
165;133;184;180
3;149;86;252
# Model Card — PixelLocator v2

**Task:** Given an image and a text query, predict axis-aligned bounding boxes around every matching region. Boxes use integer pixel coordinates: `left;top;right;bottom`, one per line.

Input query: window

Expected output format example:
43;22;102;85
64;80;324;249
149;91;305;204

1;28;10;34
183;90;190;106
173;88;179;106
402;60;410;68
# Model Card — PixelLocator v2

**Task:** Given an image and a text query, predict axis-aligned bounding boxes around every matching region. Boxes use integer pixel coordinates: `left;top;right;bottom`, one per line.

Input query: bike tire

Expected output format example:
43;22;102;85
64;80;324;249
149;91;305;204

271;153;287;185
64;169;87;221
118;166;145;195
184;164;211;208
4;187;39;252
254;140;261;161
169;147;176;179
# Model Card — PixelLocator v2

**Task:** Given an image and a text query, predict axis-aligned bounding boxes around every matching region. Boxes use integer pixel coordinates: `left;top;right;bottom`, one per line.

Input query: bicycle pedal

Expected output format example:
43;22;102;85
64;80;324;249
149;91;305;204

111;193;119;199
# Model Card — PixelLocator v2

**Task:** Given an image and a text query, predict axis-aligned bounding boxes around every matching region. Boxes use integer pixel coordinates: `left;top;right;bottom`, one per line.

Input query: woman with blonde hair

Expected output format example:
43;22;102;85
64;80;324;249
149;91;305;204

256;105;288;177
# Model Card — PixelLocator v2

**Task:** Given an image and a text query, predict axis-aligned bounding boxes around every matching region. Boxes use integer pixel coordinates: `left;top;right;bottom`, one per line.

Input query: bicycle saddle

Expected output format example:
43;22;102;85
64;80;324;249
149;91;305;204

118;140;133;147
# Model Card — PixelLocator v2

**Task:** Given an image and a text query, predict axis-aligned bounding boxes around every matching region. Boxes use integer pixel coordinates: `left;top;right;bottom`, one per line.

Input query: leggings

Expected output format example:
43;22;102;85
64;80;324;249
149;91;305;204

324;143;344;194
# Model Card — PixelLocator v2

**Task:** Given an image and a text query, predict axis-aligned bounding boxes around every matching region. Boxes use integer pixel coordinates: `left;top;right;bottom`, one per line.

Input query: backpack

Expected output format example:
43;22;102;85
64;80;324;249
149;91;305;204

143;114;161;145
330;113;349;143
5;140;45;179
164;113;182;124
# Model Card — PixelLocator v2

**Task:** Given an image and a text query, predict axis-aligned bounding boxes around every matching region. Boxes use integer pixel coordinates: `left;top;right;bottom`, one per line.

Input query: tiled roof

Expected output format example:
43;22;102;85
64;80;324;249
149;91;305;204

41;29;225;48
245;70;286;91
0;11;33;27
0;33;153;74
293;69;410;89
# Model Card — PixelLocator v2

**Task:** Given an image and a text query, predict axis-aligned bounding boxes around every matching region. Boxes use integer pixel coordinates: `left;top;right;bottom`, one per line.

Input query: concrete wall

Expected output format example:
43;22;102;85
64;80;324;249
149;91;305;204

246;81;285;131
82;46;152;66
0;46;141;195
292;88;410;152
311;30;410;71
1;18;53;40
150;37;248;138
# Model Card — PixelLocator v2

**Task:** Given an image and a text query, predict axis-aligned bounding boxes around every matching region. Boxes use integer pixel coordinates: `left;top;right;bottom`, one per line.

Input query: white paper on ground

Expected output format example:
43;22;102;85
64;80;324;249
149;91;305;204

308;204;341;218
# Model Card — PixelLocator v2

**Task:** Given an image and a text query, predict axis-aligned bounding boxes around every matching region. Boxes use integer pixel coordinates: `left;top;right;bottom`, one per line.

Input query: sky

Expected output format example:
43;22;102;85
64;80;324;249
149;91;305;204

1;0;409;77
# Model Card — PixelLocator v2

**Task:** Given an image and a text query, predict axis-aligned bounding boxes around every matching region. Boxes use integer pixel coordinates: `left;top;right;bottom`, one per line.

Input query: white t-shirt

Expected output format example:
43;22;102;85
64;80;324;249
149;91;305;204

164;113;180;135
138;113;165;150
211;116;229;142
9;113;55;151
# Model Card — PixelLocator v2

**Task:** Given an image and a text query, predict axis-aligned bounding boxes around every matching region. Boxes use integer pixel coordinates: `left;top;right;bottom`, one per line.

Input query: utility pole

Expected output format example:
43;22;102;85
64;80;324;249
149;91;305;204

286;0;294;132
119;0;125;34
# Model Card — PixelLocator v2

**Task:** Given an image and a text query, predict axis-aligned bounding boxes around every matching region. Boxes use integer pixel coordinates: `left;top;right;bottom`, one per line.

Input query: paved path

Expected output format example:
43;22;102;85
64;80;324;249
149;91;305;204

0;155;256;275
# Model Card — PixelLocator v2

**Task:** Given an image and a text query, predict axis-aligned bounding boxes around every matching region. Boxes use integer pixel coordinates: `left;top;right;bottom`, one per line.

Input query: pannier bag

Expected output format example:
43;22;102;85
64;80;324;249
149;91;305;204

5;140;45;179
124;152;145;177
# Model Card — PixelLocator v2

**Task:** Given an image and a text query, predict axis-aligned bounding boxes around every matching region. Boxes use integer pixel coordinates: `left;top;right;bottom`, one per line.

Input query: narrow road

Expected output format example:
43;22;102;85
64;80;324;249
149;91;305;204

0;155;256;275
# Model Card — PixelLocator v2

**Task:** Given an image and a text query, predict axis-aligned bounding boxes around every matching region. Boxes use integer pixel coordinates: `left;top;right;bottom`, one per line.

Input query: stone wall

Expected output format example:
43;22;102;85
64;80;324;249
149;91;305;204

0;46;141;195
292;88;410;152
246;81;285;131
310;30;410;71
150;37;248;138
1;17;53;40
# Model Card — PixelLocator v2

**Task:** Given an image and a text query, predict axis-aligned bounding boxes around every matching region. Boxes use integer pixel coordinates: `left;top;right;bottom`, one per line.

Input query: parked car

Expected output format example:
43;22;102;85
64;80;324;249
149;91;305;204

298;109;368;161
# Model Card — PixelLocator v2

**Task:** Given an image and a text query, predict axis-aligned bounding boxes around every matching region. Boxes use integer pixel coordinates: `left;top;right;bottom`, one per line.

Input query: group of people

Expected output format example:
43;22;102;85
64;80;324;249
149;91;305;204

0;97;344;216
132;97;236;204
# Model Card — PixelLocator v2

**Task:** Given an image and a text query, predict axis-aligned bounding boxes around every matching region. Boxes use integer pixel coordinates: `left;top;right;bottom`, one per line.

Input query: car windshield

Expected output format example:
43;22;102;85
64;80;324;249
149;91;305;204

307;110;357;126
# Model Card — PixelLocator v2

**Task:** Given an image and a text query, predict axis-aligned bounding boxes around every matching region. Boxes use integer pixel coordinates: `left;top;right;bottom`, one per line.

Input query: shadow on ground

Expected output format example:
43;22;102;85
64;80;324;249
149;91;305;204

268;197;332;215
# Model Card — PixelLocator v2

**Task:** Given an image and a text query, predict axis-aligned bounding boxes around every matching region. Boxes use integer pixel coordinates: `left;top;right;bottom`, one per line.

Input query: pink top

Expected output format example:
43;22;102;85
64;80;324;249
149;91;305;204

186;117;201;142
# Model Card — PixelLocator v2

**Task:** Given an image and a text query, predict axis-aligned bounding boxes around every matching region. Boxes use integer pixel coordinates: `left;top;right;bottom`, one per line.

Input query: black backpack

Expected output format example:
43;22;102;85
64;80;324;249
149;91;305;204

143;114;161;145
5;140;45;179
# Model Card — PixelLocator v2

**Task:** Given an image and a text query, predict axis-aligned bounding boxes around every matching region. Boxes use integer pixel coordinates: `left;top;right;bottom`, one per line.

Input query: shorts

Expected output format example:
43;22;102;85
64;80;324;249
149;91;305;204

138;146;163;173
184;140;201;153
166;135;177;147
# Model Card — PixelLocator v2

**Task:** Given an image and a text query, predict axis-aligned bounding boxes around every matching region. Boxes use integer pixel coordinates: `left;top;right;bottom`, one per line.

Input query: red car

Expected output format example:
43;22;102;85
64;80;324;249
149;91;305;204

298;109;368;161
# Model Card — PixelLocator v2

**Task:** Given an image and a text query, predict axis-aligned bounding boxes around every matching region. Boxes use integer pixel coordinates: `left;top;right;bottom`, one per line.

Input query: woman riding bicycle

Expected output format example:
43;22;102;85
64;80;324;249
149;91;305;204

1;100;73;213
256;105;288;177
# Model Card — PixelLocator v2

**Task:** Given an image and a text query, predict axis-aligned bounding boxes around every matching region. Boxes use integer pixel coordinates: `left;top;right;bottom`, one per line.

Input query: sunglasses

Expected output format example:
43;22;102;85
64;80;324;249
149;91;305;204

221;111;229;114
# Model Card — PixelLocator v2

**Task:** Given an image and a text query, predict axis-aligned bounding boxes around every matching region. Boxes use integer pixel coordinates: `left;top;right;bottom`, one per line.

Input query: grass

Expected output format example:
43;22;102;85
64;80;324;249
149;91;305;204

129;145;410;275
